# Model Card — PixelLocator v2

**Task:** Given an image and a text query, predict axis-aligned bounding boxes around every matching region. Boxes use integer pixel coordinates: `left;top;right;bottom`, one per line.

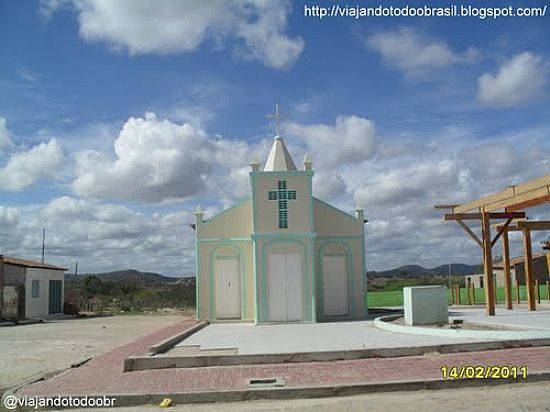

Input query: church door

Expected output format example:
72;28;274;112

215;258;241;319
322;255;349;316
267;254;303;322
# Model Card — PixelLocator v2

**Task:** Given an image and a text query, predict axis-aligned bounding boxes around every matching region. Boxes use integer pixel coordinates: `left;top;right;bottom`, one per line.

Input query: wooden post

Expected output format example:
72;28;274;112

471;284;476;305
502;228;513;310
547;281;550;302
467;284;472;305
516;279;521;304
450;285;454;304
536;279;541;304
457;285;461;305
482;212;496;315
522;227;536;311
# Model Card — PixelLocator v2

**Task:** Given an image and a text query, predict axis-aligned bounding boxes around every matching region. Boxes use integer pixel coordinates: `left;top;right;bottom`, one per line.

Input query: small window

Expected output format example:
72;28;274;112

278;200;287;210
31;279;40;298
278;209;288;229
288;190;296;200
277;180;286;190
278;190;287;200
268;191;277;200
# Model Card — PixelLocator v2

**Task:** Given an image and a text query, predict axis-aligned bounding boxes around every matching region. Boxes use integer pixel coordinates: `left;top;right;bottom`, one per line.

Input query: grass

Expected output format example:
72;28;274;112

367;285;550;307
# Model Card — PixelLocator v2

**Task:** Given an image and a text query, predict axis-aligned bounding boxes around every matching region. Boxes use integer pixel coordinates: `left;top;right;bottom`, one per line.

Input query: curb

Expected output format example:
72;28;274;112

148;321;208;355
123;337;550;371
10;370;550;409
374;315;550;339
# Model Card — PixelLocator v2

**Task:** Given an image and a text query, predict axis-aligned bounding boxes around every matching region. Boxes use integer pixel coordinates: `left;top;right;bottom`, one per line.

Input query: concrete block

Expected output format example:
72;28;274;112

404;286;448;326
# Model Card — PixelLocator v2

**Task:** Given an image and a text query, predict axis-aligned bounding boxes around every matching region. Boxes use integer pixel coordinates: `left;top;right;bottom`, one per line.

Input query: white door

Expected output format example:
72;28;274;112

323;255;349;316
215;258;241;319
268;254;303;322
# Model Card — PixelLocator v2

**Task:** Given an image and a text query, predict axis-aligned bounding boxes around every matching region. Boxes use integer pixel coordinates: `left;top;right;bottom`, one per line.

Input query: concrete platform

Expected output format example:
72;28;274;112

172;321;489;356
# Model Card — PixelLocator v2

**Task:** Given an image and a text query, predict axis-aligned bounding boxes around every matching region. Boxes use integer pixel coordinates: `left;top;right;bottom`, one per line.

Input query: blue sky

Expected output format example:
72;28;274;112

0;0;549;276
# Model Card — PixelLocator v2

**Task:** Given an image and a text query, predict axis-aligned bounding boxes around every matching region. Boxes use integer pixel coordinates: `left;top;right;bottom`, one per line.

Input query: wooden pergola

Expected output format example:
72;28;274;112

435;175;550;316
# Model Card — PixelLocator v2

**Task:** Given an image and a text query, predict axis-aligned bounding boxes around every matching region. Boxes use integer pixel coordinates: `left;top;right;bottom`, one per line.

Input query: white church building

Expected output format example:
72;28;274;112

193;123;367;324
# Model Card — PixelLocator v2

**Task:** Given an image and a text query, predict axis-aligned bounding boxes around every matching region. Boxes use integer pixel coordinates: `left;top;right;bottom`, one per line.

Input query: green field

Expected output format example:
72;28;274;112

367;285;550;307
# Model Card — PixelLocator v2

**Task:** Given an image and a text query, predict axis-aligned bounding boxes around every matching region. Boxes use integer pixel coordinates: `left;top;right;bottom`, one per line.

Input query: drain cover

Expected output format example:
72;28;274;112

248;377;285;387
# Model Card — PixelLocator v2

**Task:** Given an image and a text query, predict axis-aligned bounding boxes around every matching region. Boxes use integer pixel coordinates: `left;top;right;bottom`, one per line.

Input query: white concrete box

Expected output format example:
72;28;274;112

403;286;448;326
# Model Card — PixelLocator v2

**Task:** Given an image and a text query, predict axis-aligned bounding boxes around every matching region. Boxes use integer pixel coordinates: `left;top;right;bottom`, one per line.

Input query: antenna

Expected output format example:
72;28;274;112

41;228;45;263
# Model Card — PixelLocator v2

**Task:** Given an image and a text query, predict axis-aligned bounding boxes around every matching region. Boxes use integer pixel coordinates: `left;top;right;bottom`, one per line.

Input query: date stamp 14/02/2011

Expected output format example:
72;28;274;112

441;366;528;380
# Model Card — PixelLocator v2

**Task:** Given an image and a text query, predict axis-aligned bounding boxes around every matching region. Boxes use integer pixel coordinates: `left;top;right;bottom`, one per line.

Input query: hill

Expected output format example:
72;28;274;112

367;263;480;279
65;269;190;285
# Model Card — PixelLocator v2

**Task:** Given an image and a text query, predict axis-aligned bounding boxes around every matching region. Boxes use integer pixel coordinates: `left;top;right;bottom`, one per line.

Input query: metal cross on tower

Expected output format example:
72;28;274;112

268;180;297;229
266;103;284;136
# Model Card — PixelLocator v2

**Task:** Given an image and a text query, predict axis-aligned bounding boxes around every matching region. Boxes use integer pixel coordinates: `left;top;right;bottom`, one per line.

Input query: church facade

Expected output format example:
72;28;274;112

193;134;367;324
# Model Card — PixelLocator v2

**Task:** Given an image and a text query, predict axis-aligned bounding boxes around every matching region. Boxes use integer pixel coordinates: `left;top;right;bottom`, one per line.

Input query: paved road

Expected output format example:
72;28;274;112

64;381;550;411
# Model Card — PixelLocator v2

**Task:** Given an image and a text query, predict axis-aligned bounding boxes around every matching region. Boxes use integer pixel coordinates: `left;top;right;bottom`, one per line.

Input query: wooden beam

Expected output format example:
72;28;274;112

523;228;536;311
444;212;525;221
456;220;483;248
482;212;496;316
505;194;550;212
502;228;512;310
492;218;512;247
487;187;550;212
517;221;550;231
434;204;459;210
454;175;550;213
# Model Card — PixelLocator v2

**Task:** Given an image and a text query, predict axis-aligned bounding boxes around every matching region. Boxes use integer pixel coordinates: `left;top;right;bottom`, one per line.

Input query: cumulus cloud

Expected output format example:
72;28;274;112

366;27;479;78
73;113;215;202
0;117;13;149
477;52;548;108
0;139;64;191
1;196;197;276
285;115;377;170
41;0;304;69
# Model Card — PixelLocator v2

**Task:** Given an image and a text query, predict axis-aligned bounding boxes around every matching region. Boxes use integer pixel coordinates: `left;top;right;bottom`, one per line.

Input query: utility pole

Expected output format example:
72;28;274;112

75;261;78;276
41;228;45;264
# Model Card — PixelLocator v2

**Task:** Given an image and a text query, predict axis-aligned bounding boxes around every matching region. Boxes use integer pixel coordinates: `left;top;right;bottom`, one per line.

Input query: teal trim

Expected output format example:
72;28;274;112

252;239;259;323
209;243;245;321
199;237;251;243
362;225;368;315
259;239;310;323
309;237;316;322
202;198;250;224
308;174;314;233
195;224;200;320
250;173;258;233
313;197;359;223
317;241;355;319
252;232;316;240
250;170;314;178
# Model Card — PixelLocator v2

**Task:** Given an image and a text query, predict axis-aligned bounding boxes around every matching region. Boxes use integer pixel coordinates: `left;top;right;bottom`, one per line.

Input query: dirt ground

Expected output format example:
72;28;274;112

0;314;186;392
75;381;550;411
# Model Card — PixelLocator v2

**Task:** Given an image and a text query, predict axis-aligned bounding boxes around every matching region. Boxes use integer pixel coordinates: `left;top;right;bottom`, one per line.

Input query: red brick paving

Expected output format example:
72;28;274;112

18;319;550;396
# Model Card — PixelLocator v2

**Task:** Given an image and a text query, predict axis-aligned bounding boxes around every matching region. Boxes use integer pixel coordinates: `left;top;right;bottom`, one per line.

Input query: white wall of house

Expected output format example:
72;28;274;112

25;268;65;317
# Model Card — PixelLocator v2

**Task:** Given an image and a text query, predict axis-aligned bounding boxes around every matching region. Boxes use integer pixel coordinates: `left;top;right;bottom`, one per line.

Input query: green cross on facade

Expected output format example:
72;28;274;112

268;180;297;229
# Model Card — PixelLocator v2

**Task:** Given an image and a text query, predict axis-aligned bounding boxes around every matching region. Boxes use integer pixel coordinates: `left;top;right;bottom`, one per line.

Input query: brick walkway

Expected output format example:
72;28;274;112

18;320;550;397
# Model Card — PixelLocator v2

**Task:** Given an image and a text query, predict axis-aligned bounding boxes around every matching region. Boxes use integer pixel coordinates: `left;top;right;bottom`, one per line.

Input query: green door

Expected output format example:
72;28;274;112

49;280;63;314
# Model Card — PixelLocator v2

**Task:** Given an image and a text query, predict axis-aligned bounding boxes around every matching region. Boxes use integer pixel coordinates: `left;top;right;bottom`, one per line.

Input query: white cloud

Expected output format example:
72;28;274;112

366;27;479;78
0;196;197;276
285;115;377;170
73;113;216;202
0;117;13;149
41;0;304;69
0;139;64;191
477;52;548;108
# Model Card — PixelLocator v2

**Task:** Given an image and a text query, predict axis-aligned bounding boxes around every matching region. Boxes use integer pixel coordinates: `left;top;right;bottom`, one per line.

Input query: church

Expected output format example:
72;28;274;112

193;113;367;324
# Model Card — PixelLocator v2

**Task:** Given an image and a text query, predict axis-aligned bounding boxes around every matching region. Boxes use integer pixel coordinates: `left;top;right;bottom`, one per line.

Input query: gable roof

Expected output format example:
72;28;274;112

263;135;297;171
1;255;66;271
